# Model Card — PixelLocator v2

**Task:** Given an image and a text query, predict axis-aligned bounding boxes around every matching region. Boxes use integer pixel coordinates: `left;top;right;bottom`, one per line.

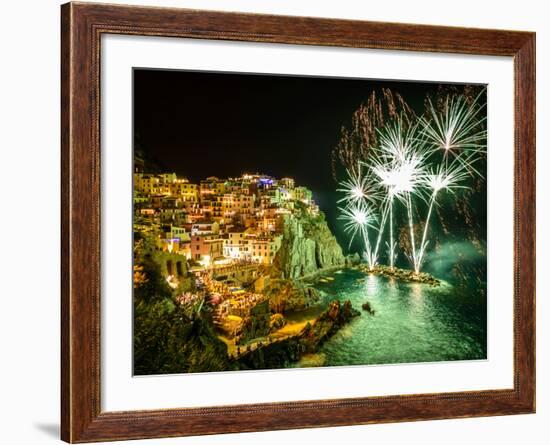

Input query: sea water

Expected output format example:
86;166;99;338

297;268;486;368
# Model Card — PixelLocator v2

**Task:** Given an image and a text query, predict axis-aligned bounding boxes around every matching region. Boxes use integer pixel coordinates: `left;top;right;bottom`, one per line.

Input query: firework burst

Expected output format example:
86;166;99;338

368;116;430;269
425;160;470;194
338;201;378;268
337;162;381;206
336;89;486;275
421;90;487;176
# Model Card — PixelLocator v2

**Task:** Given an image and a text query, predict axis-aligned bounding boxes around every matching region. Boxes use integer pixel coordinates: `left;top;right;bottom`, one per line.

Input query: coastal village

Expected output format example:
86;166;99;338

133;170;359;369
134;171;318;268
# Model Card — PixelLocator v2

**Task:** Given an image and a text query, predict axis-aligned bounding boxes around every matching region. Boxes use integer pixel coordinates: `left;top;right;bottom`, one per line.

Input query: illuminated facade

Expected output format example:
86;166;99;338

134;172;319;268
190;234;224;264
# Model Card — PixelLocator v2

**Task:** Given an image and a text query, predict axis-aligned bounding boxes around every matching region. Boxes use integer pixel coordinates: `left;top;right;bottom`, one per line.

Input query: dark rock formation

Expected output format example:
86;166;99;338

362;301;375;315
345;252;361;266
359;264;441;286
269;313;286;332
236;299;271;344
303;300;360;347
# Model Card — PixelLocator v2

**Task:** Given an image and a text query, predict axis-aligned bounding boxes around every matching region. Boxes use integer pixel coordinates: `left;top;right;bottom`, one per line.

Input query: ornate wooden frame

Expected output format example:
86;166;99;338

61;2;536;442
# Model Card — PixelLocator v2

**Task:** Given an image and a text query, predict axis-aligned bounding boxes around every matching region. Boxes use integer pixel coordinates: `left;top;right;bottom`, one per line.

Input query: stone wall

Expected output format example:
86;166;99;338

155;250;195;292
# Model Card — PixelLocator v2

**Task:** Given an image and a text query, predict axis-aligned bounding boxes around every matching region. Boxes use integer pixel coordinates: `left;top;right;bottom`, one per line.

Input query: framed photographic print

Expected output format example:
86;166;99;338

61;2;536;442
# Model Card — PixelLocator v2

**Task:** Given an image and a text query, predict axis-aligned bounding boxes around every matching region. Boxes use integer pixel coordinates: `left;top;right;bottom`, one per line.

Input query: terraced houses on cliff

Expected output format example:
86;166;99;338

133;172;318;268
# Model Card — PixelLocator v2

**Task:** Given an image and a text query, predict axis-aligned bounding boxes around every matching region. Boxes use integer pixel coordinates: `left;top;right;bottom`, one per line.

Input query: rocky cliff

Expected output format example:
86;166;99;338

264;279;321;313
274;208;345;279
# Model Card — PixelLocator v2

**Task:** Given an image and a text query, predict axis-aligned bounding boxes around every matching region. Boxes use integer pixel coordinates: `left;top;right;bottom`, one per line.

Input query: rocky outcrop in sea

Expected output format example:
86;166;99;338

357;264;441;286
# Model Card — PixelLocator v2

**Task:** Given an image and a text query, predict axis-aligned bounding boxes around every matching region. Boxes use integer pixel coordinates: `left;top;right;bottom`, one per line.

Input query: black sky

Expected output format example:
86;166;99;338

133;69;468;245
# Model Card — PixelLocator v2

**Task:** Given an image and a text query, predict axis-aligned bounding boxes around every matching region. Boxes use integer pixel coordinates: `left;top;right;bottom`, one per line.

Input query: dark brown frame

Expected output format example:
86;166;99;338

61;2;536;442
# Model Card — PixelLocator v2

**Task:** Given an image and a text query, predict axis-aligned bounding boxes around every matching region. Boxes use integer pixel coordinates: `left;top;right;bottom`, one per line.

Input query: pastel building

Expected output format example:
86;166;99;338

292;186;313;204
134;173;161;195
223;228;253;260
279;177;295;190
134;172;320;270
168;180;199;202
159;226;191;258
248;234;282;265
200;177;226;198
191;220;220;235
190;233;224;264
221;193;255;217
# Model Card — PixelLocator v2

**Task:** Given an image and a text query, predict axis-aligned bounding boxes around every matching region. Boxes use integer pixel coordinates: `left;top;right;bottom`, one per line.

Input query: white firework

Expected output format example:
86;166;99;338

338;202;378;269
369;117;430;269
425;160;470;194
336;91;486;275
414;157;474;273
421;91;487;175
337;162;381;206
338;202;376;239
373;154;427;201
376;116;419;164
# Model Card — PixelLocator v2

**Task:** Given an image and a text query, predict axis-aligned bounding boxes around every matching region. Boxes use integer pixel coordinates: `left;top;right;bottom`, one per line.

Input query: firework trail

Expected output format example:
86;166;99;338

414;158;471;273
332;88;415;178
338;201;378;269
369;116;430;269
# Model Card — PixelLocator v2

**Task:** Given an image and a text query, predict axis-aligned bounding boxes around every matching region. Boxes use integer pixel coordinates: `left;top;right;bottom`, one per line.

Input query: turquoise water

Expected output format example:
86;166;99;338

298;268;486;368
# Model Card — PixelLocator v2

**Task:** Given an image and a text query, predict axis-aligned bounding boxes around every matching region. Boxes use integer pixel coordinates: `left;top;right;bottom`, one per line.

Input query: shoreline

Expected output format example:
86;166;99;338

294;264;348;283
217;263;442;366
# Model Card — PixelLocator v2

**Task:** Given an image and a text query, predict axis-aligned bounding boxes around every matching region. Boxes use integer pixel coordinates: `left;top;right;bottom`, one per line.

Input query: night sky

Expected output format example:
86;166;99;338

133;69;472;247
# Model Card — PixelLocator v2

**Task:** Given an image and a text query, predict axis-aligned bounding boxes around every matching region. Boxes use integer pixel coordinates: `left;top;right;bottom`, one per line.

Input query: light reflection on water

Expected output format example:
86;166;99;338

297;268;486;368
